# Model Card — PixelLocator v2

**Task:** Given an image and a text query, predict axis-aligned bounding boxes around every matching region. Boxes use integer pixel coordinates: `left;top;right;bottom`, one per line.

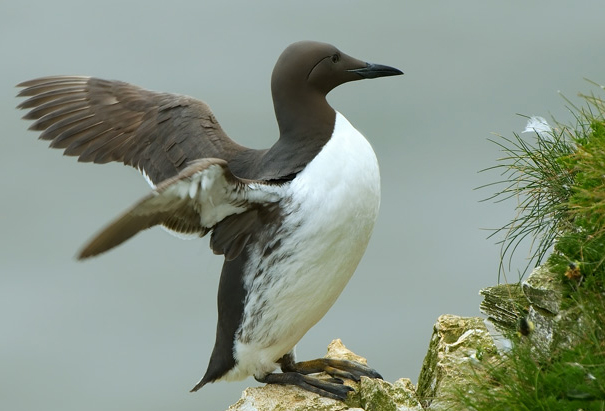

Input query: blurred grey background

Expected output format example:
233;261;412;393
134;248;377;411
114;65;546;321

2;1;605;410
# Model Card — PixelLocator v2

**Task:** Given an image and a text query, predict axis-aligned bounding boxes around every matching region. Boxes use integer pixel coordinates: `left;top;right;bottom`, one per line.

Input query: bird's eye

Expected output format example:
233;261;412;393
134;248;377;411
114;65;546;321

331;53;340;63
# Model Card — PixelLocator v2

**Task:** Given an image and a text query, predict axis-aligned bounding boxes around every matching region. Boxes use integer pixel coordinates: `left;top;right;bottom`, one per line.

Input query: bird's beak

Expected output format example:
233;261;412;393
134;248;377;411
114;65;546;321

347;63;403;79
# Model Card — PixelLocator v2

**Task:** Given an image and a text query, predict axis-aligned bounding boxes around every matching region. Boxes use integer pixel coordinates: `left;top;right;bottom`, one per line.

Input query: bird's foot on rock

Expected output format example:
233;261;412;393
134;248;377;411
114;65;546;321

255;372;353;401
255;357;382;401
284;358;383;382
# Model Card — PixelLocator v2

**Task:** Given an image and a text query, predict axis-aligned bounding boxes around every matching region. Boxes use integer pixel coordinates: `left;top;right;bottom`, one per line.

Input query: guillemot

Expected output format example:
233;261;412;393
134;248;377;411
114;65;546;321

16;41;403;400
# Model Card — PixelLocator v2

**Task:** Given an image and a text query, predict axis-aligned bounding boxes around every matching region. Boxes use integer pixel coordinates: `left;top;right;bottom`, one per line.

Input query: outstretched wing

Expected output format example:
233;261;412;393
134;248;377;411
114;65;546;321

17;76;247;185
77;158;283;260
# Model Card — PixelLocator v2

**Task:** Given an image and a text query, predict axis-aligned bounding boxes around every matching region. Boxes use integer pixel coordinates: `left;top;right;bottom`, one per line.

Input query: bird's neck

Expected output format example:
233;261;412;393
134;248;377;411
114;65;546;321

272;89;336;142
250;88;337;181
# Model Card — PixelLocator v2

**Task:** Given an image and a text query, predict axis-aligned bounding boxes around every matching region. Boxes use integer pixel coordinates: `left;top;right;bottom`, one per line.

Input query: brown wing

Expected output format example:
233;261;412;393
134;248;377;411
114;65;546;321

77;158;282;260
17;76;247;185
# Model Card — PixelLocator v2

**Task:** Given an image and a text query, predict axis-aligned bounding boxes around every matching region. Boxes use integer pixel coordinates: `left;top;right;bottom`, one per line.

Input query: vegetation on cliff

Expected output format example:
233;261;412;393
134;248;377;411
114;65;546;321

454;82;605;411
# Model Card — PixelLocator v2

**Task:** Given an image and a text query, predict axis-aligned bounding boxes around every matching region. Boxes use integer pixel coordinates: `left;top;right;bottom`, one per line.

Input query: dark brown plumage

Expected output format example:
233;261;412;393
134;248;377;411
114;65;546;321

17;76;245;185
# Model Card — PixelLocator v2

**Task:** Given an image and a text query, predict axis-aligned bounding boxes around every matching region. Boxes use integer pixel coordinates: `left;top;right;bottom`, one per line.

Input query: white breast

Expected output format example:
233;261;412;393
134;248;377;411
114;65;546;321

222;111;381;381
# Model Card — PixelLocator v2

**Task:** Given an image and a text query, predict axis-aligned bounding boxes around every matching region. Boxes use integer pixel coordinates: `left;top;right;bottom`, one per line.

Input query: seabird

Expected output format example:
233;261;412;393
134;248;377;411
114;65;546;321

16;41;403;400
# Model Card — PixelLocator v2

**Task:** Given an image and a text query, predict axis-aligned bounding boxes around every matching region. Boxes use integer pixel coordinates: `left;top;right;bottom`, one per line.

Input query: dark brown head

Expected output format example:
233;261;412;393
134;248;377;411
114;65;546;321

271;41;402;96
270;41;402;137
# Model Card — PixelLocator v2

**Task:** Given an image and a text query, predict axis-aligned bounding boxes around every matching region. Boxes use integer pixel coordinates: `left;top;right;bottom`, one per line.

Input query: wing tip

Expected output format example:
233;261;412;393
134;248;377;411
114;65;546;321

16;75;91;88
76;239;111;260
76;248;97;261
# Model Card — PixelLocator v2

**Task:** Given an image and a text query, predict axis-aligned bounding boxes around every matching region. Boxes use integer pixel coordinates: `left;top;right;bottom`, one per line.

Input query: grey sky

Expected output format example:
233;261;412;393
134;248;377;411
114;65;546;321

2;1;605;410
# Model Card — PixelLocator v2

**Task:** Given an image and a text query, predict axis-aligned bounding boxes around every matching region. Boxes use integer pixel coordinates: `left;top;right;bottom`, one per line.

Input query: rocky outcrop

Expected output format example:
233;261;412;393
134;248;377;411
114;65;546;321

226;317;498;411
227;340;422;411
479;264;575;353
225;264;573;410
416;315;498;410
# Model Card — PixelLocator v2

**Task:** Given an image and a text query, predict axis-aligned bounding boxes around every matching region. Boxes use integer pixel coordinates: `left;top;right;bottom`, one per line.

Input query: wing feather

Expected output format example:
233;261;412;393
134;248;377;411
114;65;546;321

17;76;248;185
77;158;282;260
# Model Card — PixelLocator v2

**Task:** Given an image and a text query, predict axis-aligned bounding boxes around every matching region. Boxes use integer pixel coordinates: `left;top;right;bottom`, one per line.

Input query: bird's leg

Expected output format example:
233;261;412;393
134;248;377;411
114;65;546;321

254;352;382;401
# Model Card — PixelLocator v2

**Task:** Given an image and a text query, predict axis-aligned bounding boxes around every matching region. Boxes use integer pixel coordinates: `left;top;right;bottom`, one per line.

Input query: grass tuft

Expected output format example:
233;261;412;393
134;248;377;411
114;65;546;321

454;82;605;410
479;119;576;281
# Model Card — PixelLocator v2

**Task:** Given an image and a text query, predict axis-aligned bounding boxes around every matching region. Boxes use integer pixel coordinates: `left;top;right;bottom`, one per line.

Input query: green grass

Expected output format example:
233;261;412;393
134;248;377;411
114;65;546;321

451;82;605;410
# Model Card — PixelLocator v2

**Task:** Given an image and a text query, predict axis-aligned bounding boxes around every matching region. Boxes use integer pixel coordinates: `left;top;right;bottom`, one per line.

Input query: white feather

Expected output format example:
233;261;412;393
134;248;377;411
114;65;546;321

522;116;553;141
139;168;156;189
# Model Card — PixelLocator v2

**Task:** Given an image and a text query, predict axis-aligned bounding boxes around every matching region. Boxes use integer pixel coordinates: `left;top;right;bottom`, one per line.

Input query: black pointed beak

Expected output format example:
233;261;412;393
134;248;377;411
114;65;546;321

348;63;403;79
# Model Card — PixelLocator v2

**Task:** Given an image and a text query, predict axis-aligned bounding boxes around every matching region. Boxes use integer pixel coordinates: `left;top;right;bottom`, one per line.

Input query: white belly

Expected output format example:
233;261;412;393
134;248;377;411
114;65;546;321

223;112;380;381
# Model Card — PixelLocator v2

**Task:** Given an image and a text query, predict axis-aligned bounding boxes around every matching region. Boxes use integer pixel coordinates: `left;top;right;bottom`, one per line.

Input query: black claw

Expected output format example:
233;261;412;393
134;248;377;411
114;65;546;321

353;365;382;380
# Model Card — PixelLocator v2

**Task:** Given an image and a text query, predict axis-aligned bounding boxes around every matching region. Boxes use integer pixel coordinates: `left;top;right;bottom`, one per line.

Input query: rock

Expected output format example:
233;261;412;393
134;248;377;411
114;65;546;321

325;339;369;364
525;304;555;352
226;339;422;411
512;265;571;351
522;264;563;314
357;377;422;411
416;314;499;410
479;283;527;331
227;384;350;411
478;265;568;352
